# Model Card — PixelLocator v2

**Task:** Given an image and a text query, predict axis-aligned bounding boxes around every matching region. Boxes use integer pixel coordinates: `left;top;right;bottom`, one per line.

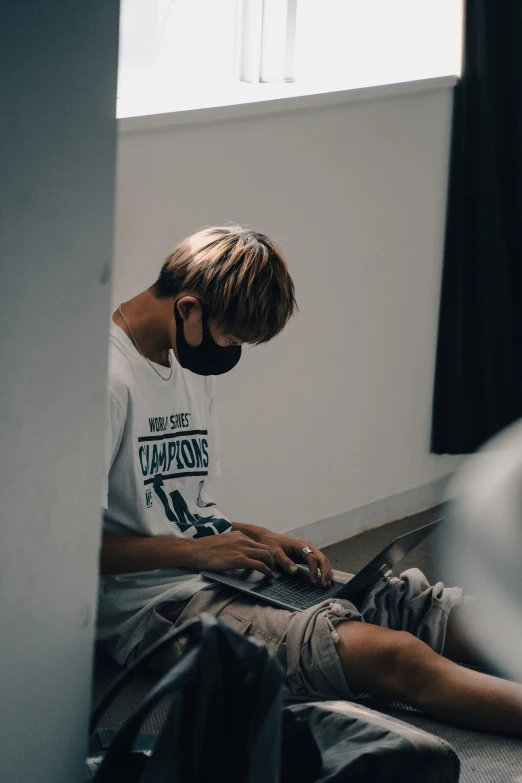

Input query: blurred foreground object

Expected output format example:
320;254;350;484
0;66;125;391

445;419;522;682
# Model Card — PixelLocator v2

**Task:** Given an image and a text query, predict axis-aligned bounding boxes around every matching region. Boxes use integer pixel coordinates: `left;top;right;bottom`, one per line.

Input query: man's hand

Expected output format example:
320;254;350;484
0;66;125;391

100;527;332;585
192;530;276;577
232;523;334;588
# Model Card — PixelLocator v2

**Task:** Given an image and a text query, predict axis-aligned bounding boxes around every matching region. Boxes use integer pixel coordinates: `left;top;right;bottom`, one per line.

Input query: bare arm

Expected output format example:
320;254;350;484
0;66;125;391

100;530;276;576
101;532;198;575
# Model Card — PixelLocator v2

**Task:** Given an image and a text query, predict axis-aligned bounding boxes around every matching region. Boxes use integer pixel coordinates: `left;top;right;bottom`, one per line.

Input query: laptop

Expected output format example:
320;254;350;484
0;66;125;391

201;517;445;612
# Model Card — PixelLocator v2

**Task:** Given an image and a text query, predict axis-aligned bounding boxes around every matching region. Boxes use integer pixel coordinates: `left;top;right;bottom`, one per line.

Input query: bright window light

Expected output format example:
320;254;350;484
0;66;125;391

117;0;239;117
295;0;463;90
117;0;463;119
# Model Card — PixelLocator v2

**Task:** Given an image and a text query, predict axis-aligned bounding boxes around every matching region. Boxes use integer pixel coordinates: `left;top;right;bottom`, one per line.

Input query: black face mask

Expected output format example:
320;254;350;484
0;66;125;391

174;299;242;376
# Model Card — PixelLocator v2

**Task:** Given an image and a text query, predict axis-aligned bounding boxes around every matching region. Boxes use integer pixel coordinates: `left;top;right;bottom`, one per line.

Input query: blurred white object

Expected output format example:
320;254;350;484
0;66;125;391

445;418;522;682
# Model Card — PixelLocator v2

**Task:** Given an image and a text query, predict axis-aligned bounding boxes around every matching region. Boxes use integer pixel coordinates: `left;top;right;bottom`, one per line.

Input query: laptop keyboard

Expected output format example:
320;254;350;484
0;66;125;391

251;573;347;610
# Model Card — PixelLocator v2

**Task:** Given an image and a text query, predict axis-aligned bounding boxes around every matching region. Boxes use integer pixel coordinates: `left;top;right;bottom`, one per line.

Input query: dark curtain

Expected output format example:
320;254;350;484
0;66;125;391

431;0;522;455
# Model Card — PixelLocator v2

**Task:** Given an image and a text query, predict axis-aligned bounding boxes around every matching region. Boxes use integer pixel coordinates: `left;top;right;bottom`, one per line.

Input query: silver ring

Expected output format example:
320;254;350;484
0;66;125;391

300;546;313;559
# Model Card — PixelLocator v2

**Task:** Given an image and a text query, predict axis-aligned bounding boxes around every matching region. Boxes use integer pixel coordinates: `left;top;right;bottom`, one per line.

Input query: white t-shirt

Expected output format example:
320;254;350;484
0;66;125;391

97;322;231;664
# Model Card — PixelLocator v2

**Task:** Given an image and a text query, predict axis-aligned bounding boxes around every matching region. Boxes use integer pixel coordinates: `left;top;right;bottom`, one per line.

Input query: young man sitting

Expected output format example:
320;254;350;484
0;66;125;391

98;225;522;736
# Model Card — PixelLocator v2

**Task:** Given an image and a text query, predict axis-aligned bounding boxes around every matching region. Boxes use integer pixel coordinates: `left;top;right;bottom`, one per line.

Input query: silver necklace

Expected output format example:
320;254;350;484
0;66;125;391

118;305;173;381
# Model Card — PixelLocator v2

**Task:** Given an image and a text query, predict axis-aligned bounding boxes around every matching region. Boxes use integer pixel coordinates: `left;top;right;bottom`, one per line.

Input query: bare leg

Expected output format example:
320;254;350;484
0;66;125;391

336;621;522;737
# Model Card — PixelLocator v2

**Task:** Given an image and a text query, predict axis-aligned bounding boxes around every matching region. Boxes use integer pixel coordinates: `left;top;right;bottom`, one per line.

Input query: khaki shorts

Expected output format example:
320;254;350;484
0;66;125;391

133;568;463;702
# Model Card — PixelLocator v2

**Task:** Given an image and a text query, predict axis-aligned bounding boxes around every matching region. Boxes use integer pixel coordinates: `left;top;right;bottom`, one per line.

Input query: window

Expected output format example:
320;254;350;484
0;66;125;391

117;0;239;117
295;0;463;90
117;0;463;119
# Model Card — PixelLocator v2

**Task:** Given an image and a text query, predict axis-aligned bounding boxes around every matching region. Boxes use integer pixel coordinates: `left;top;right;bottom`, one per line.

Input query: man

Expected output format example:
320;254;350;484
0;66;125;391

99;224;522;736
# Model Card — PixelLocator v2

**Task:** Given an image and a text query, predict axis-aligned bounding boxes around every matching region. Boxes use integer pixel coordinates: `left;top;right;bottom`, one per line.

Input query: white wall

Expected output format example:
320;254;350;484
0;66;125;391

0;3;118;782
113;82;462;542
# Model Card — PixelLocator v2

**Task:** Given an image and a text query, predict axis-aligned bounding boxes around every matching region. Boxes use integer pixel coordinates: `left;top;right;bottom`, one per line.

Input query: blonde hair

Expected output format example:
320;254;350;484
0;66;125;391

152;225;297;344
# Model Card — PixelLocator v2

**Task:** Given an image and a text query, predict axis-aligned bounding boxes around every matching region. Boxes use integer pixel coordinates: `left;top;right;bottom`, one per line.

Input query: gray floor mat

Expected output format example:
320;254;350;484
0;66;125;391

93;651;167;736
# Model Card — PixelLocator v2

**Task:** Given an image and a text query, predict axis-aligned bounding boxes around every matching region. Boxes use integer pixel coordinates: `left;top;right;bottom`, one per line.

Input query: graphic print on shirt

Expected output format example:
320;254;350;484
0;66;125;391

137;412;231;538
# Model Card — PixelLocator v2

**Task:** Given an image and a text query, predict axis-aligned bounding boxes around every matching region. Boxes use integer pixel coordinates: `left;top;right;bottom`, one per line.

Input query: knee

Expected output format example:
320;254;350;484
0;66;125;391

384;631;444;707
337;623;436;703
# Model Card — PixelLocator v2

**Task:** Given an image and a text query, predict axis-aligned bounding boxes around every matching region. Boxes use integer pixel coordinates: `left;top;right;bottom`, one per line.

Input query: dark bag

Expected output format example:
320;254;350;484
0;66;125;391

89;613;285;783
284;700;460;783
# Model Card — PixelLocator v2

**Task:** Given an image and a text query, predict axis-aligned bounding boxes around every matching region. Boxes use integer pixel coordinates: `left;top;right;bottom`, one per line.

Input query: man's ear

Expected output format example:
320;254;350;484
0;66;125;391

176;296;201;321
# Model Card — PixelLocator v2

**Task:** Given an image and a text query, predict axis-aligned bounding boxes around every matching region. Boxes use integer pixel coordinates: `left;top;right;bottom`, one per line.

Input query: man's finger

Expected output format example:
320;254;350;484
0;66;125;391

245;541;275;569
274;550;299;575
245;538;274;555
248;558;275;578
315;552;334;588
306;554;319;585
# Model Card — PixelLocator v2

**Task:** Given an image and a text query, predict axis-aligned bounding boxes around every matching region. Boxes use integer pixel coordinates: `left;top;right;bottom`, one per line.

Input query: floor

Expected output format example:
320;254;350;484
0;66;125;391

93;507;522;782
